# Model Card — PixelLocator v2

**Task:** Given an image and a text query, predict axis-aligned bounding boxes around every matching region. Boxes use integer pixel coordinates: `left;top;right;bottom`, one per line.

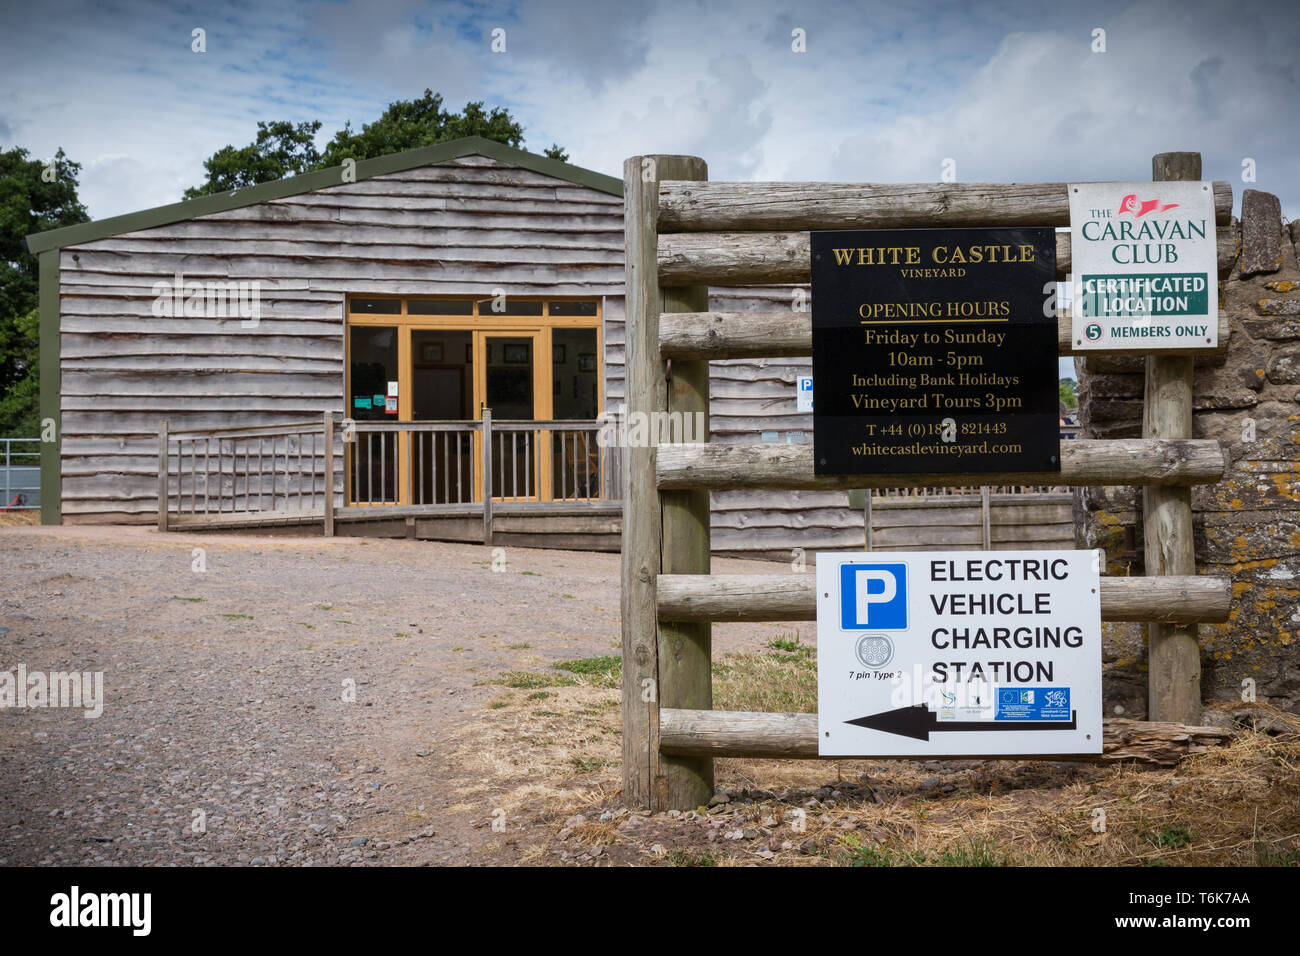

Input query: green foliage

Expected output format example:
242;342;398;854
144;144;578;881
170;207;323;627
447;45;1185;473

1145;826;1192;850
182;121;323;199
0;146;88;438
319;91;526;167
0;307;40;436
1059;377;1078;410
185;91;568;200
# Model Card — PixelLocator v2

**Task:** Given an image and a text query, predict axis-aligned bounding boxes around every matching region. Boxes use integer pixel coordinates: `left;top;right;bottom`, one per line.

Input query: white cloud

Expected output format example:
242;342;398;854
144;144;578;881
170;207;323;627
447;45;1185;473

2;0;1297;222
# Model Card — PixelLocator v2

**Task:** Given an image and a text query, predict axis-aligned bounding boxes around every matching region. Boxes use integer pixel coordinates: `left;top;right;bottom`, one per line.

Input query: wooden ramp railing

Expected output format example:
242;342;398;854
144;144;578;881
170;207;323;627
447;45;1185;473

158;413;620;541
621;151;1235;810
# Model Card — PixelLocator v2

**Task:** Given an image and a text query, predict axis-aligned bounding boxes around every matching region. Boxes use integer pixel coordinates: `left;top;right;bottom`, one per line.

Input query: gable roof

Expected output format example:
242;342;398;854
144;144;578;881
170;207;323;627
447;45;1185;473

23;136;624;255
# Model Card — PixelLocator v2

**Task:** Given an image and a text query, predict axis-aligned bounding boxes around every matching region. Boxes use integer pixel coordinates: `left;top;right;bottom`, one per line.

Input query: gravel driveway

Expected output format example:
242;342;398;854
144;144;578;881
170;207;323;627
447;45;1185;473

0;524;781;866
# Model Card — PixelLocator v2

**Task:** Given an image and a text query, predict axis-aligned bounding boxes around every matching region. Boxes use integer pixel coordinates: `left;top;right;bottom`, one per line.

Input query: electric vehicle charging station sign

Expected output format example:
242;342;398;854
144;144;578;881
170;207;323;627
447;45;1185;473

816;550;1102;756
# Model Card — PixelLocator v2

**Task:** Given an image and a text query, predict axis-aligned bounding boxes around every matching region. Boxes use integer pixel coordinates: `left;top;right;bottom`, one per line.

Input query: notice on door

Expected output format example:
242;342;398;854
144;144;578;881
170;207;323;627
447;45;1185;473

816;550;1102;757
1069;181;1218;350
810;227;1059;476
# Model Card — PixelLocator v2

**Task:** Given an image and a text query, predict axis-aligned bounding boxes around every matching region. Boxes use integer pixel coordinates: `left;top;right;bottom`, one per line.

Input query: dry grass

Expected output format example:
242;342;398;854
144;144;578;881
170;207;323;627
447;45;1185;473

0;510;40;527
454;651;1300;867
713;631;817;713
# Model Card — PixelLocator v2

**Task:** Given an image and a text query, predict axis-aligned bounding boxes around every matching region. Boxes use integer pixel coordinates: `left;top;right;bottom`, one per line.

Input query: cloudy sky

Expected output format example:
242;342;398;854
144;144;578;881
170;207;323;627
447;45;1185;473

3;0;1296;224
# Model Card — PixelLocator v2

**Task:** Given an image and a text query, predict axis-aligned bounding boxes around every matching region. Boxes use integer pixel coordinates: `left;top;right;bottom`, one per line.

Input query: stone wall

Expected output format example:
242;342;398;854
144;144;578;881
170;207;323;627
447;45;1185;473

1077;189;1300;718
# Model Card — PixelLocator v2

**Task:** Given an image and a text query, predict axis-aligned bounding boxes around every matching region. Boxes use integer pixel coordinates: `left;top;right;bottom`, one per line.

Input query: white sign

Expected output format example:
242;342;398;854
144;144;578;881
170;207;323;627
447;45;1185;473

796;375;813;413
387;381;399;397
816;550;1101;756
1069;181;1218;350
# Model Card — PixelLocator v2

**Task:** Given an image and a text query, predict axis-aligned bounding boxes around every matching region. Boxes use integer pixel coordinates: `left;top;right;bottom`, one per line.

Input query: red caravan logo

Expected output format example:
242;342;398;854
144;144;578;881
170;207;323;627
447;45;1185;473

1117;193;1180;217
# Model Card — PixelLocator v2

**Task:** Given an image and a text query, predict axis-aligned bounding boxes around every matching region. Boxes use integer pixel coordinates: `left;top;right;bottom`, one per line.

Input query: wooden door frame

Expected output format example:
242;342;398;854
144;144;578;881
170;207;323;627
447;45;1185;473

474;329;549;502
344;296;603;506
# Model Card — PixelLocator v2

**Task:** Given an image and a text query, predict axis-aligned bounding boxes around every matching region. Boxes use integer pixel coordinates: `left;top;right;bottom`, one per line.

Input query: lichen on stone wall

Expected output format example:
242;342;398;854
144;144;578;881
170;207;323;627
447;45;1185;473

1078;188;1300;716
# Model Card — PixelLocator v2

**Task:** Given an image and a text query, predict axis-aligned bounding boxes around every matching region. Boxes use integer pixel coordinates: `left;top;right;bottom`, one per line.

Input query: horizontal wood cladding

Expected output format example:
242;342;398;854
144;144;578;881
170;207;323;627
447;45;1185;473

58;156;624;520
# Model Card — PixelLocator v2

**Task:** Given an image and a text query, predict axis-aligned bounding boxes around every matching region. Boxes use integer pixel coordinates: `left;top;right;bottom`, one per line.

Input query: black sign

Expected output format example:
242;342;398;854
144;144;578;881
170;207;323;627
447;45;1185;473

811;227;1060;476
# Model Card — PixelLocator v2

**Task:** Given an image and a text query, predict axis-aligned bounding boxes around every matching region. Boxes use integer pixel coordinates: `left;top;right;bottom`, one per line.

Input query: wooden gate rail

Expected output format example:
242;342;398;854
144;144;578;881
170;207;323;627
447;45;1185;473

657;439;1224;490
656;230;1238;287
658;309;1232;359
622;152;1234;810
655;180;1233;232
658;709;1233;766
655;573;1230;624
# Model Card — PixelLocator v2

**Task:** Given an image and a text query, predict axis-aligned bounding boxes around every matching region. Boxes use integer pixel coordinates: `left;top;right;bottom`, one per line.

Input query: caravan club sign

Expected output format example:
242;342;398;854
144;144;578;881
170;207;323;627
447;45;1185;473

1069;182;1218;350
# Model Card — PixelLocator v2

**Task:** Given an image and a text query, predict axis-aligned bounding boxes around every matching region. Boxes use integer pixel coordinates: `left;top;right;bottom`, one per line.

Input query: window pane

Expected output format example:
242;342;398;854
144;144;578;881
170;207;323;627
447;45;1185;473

548;300;598;316
411;330;472;420
482;299;543;316
348;325;398;504
350;298;401;314
349;326;397;422
409;299;473;315
551;328;599;420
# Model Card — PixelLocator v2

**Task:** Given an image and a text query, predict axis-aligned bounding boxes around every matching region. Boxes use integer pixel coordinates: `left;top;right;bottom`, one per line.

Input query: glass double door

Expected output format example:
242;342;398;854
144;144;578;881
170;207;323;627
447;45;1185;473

348;324;599;506
410;329;543;504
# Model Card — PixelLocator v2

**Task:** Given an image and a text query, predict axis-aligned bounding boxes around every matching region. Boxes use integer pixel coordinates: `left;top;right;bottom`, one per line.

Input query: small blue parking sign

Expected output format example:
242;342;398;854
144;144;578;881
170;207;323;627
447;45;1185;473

796;375;813;412
840;563;907;630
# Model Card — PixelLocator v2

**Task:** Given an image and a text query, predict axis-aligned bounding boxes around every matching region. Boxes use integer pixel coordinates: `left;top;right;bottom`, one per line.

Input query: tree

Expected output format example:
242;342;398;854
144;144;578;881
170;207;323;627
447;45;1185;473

319;91;526;166
183;121;322;199
0;147;89;438
185;91;568;197
1059;377;1078;410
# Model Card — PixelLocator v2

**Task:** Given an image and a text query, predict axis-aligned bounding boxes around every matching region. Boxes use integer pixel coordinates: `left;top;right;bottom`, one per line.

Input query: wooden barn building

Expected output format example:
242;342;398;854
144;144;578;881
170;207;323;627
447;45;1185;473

25;137;1070;557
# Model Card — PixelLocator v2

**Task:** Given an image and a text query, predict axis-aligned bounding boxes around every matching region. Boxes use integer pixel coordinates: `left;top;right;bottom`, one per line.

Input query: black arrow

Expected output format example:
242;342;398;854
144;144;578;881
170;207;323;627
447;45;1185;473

845;704;1077;741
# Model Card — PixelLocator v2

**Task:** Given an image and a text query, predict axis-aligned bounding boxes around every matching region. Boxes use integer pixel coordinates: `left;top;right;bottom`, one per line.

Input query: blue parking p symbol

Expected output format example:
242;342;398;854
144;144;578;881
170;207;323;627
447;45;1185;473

840;563;908;630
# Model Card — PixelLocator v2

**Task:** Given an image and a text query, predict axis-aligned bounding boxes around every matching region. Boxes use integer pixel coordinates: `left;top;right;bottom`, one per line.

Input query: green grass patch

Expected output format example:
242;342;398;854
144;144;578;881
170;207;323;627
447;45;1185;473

933;836;1007;867
712;646;817;713
171;596;204;603
493;671;580;690
1255;842;1300;867
839;835;925;867
665;848;718;867
219;613;253;620
554;656;621;688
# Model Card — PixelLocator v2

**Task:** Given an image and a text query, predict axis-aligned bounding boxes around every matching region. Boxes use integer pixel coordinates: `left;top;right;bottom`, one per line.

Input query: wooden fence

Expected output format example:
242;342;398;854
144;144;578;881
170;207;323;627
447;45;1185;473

157;412;617;543
621;151;1235;810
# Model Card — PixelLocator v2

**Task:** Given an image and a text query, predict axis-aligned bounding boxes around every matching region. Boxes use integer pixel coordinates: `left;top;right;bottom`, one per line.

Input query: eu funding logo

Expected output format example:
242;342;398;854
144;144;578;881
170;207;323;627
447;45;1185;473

840;563;907;630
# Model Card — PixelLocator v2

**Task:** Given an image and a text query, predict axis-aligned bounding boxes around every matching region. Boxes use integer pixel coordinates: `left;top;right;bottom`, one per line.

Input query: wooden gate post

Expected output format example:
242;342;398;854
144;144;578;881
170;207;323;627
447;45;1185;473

156;419;169;532
1145;151;1202;723
482;408;494;546
322;412;335;537
622;154;709;810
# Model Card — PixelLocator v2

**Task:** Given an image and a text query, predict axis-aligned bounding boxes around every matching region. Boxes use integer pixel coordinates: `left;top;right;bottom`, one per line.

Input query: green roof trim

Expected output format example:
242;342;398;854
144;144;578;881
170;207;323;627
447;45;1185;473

23;136;624;255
